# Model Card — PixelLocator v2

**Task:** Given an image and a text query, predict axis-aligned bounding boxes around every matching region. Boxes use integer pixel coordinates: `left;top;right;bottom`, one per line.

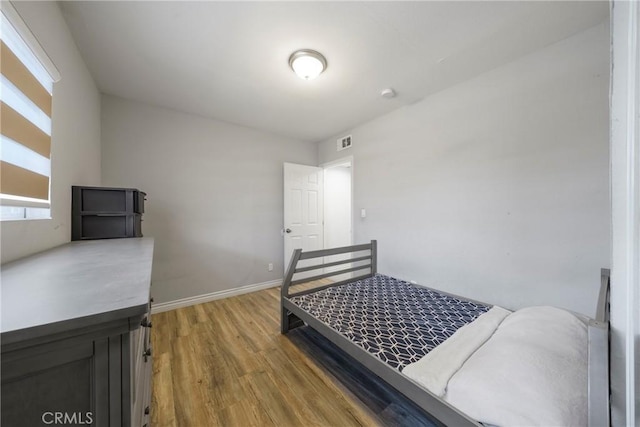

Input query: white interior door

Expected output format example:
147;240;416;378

284;163;324;273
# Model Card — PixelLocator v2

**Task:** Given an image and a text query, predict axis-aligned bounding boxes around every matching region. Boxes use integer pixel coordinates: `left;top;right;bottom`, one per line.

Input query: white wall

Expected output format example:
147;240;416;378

318;22;610;317
101;95;317;304
0;2;101;264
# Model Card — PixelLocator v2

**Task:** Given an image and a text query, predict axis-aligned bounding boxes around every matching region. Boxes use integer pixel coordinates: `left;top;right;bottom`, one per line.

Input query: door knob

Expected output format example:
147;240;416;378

285;228;292;233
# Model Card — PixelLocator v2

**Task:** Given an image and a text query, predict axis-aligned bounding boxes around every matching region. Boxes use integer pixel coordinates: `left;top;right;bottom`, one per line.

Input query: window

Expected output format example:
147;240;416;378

0;2;59;220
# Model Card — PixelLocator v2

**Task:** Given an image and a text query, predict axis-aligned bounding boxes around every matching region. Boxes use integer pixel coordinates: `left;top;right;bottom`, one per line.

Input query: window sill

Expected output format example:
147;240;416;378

0;206;51;221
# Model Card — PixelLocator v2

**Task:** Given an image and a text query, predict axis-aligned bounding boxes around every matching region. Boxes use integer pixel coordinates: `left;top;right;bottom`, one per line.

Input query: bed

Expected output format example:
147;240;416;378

280;240;610;427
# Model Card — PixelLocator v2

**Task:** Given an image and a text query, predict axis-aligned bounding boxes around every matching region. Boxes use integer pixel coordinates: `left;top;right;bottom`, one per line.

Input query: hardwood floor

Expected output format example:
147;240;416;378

150;287;438;427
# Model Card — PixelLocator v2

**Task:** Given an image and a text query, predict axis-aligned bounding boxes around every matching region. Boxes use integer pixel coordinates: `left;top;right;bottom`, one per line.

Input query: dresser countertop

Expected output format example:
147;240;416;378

1;237;154;346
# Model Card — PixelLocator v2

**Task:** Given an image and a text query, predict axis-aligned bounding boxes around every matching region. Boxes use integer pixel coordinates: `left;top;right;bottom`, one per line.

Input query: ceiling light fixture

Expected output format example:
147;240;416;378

289;49;327;81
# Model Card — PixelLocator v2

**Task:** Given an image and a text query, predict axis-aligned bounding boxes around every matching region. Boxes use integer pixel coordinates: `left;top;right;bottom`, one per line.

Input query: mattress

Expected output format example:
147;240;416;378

288;273;491;370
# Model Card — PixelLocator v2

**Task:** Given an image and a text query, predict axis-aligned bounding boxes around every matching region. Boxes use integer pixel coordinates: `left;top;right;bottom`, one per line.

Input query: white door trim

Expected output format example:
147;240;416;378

321;155;355;169
610;1;639;424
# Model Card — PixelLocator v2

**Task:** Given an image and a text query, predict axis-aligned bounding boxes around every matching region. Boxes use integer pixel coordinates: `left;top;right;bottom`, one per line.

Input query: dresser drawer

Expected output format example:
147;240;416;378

130;309;152;426
140;351;153;427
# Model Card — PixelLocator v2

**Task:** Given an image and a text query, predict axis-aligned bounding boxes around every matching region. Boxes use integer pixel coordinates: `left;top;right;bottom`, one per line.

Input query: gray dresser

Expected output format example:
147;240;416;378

1;238;154;427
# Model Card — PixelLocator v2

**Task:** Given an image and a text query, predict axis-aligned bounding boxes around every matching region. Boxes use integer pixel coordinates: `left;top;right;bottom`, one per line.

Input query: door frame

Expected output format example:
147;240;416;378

610;1;639;424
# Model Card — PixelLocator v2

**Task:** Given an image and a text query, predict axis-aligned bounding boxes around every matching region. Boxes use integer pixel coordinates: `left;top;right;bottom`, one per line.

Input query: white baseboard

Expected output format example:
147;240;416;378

151;279;282;314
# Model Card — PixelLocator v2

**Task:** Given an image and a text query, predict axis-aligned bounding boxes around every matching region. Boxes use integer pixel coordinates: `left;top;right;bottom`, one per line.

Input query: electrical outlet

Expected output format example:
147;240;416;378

268;263;273;272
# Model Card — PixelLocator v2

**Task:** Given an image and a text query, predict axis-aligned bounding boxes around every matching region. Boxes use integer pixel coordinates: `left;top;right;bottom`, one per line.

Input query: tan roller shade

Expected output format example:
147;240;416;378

1;41;51;116
0;161;49;200
0;102;51;158
1;7;55;204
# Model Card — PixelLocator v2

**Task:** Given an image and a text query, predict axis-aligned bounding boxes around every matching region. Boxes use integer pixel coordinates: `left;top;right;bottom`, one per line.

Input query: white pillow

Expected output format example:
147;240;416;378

444;306;588;427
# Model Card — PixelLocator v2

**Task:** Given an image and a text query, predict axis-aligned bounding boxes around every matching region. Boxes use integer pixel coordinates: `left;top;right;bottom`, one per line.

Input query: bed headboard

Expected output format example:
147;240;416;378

281;240;377;299
588;268;610;427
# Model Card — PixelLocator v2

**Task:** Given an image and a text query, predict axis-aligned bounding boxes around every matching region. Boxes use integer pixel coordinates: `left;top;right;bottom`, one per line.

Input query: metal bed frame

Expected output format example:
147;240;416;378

281;240;611;427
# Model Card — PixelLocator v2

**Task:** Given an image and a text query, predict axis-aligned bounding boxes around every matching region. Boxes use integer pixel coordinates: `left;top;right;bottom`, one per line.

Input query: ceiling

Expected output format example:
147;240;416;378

59;1;608;143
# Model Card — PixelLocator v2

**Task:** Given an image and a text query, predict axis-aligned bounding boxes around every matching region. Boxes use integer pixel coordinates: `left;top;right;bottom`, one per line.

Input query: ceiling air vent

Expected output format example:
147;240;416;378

337;135;352;151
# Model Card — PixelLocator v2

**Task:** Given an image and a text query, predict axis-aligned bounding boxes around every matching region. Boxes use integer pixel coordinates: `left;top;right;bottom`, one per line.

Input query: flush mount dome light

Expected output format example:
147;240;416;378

289;49;327;80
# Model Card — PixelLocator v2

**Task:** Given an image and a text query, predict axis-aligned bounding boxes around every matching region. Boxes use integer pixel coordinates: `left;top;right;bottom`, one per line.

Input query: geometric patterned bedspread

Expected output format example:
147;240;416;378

288;274;491;370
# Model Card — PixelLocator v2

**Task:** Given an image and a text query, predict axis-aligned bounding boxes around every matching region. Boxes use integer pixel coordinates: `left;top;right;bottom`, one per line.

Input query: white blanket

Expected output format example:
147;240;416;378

403;306;511;396
445;306;588;426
